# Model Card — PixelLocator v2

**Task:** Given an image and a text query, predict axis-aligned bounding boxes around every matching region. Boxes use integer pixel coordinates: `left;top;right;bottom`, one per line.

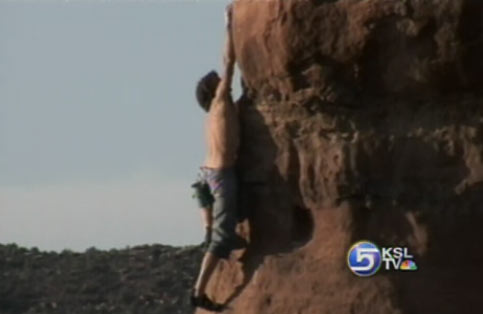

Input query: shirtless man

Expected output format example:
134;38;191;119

190;6;245;312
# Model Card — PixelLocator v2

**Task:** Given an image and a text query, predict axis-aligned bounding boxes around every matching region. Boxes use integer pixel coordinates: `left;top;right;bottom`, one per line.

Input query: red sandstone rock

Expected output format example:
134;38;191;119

197;1;483;313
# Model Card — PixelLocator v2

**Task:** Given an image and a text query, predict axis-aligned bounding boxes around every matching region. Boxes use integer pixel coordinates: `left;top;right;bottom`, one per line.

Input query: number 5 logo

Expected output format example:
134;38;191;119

347;241;382;277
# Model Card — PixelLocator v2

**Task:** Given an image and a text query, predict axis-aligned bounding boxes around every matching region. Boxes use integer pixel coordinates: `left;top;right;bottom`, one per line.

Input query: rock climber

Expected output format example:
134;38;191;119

190;5;246;312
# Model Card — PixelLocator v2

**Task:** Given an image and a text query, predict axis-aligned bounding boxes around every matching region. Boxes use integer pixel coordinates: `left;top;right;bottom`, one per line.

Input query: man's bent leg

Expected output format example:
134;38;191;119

191;167;244;309
200;207;213;247
200;207;213;229
206;167;245;256
194;252;219;297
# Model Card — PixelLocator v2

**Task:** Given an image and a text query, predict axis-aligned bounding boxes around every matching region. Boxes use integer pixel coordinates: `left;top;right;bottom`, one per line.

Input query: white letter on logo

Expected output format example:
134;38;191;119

351;248;379;271
403;248;413;259
382;247;392;260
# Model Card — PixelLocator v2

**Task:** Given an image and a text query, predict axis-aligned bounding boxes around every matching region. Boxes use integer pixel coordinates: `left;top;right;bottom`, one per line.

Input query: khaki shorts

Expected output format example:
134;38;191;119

193;167;242;259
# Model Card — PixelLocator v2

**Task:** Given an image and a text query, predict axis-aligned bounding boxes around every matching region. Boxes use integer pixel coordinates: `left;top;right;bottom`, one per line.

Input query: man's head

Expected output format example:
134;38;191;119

196;70;220;112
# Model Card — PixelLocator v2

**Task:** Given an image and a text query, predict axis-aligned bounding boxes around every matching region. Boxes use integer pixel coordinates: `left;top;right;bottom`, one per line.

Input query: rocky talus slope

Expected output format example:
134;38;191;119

0;244;203;314
197;0;483;313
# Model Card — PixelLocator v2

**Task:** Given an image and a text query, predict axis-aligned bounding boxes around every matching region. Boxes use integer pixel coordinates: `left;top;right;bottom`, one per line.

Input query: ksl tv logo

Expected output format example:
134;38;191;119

347;241;418;277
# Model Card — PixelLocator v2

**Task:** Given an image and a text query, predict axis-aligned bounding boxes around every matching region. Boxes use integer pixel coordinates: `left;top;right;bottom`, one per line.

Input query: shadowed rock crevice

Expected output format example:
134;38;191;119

291;206;314;246
458;0;483;90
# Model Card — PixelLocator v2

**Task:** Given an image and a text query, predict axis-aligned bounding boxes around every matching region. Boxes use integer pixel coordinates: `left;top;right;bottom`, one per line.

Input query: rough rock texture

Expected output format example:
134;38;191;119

198;1;483;313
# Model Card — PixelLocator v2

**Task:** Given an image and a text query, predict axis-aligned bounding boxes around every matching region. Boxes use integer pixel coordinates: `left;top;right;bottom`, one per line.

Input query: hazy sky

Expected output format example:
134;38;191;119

0;0;240;252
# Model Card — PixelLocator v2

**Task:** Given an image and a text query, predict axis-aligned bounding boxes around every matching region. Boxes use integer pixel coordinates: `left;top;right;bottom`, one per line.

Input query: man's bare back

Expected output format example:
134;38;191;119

204;95;239;169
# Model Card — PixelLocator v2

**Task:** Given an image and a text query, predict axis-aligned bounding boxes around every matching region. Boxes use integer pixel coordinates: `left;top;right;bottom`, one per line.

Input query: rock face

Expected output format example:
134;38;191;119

198;1;483;313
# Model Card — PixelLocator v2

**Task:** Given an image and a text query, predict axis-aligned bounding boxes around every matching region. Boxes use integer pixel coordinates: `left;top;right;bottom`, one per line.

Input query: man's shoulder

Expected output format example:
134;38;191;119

211;93;234;110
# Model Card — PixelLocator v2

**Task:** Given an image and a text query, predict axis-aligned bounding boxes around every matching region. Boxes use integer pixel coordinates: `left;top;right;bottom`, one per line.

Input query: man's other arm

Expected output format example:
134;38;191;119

214;6;235;104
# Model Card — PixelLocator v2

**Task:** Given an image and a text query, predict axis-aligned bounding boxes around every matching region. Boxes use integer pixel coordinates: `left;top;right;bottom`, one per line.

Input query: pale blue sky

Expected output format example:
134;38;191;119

0;0;240;251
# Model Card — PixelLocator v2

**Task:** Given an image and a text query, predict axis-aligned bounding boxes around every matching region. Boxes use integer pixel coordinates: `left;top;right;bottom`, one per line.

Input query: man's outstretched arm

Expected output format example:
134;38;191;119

214;6;235;102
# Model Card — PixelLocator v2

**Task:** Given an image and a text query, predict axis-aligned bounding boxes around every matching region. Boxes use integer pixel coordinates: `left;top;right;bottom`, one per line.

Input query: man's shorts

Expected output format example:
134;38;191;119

193;167;242;259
